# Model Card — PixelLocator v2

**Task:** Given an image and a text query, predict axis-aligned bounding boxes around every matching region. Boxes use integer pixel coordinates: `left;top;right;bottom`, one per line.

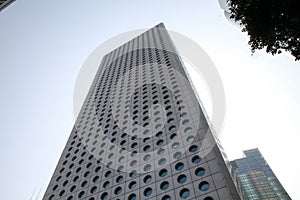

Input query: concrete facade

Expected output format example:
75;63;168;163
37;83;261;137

43;23;240;200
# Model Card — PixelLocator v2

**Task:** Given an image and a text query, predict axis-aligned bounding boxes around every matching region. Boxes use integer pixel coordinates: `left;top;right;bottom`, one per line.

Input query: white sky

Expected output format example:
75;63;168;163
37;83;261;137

0;1;299;200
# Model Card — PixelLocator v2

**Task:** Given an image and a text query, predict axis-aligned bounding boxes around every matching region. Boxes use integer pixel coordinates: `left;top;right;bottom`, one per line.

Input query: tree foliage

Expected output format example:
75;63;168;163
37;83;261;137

228;0;300;60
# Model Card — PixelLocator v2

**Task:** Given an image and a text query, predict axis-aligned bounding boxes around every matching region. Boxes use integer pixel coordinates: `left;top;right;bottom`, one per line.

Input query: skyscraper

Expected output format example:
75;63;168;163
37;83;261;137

43;23;240;200
231;148;291;200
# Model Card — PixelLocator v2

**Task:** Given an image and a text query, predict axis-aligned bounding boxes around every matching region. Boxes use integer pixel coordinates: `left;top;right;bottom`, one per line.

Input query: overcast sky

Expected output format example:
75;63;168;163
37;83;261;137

0;1;299;200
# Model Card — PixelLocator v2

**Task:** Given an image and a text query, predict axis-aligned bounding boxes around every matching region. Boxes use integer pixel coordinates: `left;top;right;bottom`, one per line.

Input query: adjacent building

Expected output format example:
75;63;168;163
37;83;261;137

231;148;291;200
43;23;241;200
0;0;15;12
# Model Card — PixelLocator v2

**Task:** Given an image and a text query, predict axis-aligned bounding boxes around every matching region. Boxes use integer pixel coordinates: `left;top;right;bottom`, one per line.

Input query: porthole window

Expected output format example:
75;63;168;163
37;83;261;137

144;187;152;197
160;181;169;190
144;164;151;171
172;142;179;149
66;196;73;200
157;148;165;155
131;142;138;148
182;119;189;125
167;118;175;123
203;197;214;200
180;112;187;117
143;145;150;152
143;175;152;183
162;195;171;200
128;181;137;189
52;185;58;191
95;166;101;173
81;181;87;187
195;167;205;177
157;139;164;146
119;156;125;162
156;131;163;137
116;175;123;183
155;124;162;129
114;187;122;195
199;181;210;191
90;186;97;193
158;158;166;166
73;176;79;182
143;137;150;143
184;127;192;134
192;155;201;164
179;188;190;199
159;169;168;177
173;152;182;160
78;191;85;198
100;192;108;200
170;133;177;140
103;181;110;188
177;174;187;184
70;185;76;192
59;190;65;197
144;154;151;161
128;193;136;200
169;125;176;132
186;136;194;143
189;145;198;152
130;160;137;167
84;171;90;177
175;162;184;171
104;171;112;177
93;176;100;183
129;171;137;177
56;176;62;182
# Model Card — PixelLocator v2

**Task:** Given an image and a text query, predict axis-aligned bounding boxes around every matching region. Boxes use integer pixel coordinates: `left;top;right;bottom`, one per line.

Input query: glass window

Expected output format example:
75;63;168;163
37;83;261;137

128;181;137;190
144;188;152;197
162;195;171;200
195;167;205;177
159;169;168;177
103;181;110;188
158;158;166;166
160;181;169;190
173;152;182;159
175;162;184;171
199;181;210;191
192;155;201;164
100;192;108;200
179;188;190;199
114;187;122;195
177;174;187;184
90;186;97;193
144;164;151;172
189;145;198;152
143;175;152;183
116;176;123;183
128;193;136;200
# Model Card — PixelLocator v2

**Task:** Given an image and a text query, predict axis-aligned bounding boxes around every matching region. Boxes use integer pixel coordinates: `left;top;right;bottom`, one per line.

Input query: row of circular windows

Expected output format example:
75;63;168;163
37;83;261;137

55;158;205;195
60;144;200;175
50;181;212;200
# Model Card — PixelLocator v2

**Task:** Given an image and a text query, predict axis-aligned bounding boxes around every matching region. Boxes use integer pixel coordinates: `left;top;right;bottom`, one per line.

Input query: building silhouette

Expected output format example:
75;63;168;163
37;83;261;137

43;23;240;200
231;148;291;200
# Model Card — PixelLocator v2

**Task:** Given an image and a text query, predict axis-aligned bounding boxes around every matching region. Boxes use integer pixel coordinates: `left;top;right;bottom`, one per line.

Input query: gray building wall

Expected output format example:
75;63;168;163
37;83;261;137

43;23;240;200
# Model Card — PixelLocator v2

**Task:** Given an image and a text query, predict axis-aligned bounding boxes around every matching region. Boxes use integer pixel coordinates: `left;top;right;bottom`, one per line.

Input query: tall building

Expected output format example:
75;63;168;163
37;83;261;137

231;148;291;200
43;23;240;200
0;0;15;12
